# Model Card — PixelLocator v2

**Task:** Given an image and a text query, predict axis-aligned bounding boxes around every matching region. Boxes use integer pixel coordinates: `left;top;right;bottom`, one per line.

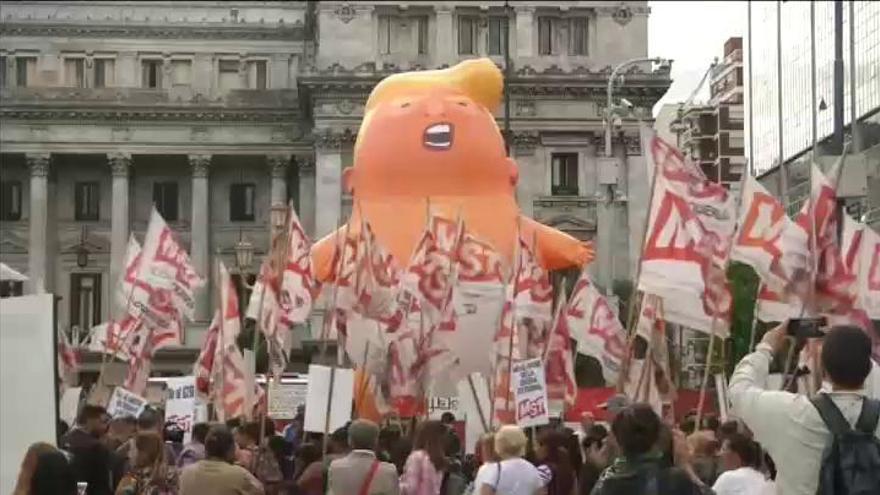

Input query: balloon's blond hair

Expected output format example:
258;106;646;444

364;58;503;112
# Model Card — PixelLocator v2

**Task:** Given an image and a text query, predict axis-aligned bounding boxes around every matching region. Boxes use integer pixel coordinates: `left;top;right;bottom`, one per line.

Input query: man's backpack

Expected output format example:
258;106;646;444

811;394;880;495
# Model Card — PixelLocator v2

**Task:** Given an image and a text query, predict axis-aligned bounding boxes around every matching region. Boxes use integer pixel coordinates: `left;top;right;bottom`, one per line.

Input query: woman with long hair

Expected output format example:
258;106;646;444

13;442;76;495
400;420;448;495
535;430;576;495
115;432;178;495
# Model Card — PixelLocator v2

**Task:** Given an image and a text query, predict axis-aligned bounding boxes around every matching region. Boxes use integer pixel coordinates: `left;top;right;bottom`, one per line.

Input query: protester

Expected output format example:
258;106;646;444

590;403;703;495
577;425;608;495
477;425;544;495
178;425;264;495
440;412;463;459
400;420;447;495
115;432;178;495
728;324;880;495
292;443;321;495
177;423;210;468
295;426;350;494
469;433;498;495
61;404;113;495
118;409;175;470
107;416;140;487
234;421;283;486
12;442;76;495
534;430;576;495
686;430;719;486
711;433;770;495
327;419;399;495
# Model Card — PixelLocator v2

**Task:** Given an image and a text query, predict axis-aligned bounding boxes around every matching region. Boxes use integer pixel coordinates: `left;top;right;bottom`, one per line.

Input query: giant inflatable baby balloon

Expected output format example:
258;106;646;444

312;58;593;278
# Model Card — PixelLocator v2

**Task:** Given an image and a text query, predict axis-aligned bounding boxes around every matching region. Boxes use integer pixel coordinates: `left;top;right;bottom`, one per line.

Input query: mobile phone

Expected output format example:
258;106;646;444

786;317;827;339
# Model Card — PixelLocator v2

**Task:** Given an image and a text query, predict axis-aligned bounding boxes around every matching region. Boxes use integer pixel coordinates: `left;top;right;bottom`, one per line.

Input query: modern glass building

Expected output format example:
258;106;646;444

746;1;880;175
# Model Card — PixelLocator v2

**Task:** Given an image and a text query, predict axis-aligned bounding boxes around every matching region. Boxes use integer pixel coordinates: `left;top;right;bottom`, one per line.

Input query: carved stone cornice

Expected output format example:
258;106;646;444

188;154;212;178
313;129;357;151
0;22;306;41
26;153;50;177
107;152;132;177
0;108;299;123
511;132;540;156
267;154;291;179
333;4;358;23
296;156;315;176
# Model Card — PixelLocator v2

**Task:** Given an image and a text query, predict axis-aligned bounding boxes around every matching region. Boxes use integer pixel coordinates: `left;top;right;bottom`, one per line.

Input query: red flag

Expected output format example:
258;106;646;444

401;215;463;330
492;295;520;425
279;205;318;326
58;328;80;386
194;312;219;399
355;220;401;320
544;291;576;407
639;136;736;336
513;236;552;321
566;272;627;384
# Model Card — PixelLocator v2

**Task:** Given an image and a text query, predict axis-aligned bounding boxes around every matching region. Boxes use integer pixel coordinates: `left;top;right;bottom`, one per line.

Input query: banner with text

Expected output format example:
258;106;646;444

512;358;549;428
165;376;196;444
268;381;309;420
107;387;148;419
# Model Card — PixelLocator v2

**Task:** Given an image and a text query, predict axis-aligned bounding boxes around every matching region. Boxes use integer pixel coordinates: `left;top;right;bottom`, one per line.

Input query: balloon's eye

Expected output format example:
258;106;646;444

457;101;468;107
401;102;411;108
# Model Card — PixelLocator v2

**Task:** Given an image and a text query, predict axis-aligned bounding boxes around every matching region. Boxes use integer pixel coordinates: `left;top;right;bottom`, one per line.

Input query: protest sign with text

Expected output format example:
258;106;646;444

165;376;196;443
512;358;549;428
107;387;148;419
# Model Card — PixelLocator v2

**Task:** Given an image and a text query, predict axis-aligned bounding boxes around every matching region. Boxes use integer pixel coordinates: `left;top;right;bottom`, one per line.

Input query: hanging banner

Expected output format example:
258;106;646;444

268;380;309;420
512;358;549;428
106;387;148;419
165;376;197;444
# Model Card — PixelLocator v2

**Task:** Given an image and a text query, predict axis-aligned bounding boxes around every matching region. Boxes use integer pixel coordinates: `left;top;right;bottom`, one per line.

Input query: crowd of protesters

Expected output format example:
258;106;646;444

12;323;880;495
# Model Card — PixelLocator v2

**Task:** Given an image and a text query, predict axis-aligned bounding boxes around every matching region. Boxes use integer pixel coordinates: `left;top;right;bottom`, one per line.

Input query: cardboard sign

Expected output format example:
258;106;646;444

165;377;196;443
107;387;148;419
304;365;354;434
427;396;462;420
512;358;549;428
268;381;308;420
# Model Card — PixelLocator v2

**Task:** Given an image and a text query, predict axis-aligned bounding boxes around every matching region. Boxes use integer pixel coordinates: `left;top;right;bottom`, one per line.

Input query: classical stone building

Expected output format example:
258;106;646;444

0;1;670;375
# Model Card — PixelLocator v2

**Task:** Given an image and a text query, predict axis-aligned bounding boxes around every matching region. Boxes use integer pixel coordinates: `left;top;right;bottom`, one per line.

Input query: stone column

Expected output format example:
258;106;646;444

515;6;535;58
189;154;211;321
435;6;455;66
108;152;131;314
267;154;291;205
512;132;541;218
297;156;316;236
314;131;353;239
27;153;50;294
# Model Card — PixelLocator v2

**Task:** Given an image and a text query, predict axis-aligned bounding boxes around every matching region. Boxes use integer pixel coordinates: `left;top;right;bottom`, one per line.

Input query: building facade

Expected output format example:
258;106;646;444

0;1;670;374
746;1;880;224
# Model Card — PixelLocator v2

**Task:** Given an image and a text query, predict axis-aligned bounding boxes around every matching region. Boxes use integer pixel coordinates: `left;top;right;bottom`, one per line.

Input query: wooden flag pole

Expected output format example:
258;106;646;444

503;217;524;422
467;374;489;433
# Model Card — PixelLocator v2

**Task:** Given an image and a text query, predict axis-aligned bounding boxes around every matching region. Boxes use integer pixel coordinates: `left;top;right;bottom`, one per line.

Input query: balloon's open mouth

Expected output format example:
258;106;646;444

424;123;453;150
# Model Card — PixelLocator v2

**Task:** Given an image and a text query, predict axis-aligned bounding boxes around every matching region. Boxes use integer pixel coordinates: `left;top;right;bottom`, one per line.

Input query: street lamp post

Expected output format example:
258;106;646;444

600;57;667;298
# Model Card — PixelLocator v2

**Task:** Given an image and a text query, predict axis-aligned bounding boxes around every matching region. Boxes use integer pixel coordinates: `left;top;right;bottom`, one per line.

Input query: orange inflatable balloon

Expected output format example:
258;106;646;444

312;58;593;280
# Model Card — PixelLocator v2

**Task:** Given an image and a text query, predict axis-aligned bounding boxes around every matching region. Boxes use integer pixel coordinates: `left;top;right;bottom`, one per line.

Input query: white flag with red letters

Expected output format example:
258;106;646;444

565;271;627;384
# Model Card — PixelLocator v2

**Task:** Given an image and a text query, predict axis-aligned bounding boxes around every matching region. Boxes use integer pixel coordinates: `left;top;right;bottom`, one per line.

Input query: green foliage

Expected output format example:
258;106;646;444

726;262;761;370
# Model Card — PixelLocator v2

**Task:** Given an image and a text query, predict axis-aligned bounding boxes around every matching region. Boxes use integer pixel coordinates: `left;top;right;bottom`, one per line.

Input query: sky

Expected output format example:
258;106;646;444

648;1;747;115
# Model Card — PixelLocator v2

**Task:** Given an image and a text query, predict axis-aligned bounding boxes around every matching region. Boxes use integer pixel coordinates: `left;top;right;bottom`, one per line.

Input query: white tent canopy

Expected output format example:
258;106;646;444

0;263;27;282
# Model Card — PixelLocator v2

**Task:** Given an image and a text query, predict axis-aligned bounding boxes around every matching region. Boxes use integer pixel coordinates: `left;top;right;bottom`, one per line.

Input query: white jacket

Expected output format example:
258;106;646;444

728;343;880;495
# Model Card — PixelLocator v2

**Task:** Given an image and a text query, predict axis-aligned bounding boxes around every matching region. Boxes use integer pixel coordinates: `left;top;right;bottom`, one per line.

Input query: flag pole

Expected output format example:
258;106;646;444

321;218;347;459
503;217;524;422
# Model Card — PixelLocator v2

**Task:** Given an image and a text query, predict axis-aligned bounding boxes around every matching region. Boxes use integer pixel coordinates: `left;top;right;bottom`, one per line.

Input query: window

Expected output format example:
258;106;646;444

171;60;191;86
0;56;6;87
247;60;267;89
458;16;478;55
0;181;22;221
378;15;393;55
538;17;554;55
141;59;162;89
551;153;579;195
0;280;23;298
63;58;85;88
74;182;100;221
488;17;508;56
70;273;101;334
152;182;179;221
570;17;588;55
93;58;115;88
417;16;429;55
15;57;36;87
218;60;241;91
230;183;256;221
